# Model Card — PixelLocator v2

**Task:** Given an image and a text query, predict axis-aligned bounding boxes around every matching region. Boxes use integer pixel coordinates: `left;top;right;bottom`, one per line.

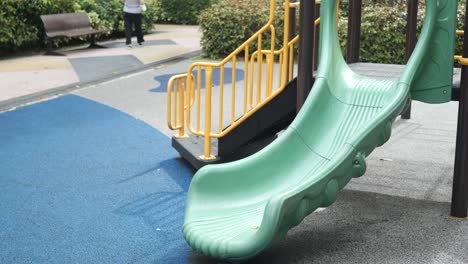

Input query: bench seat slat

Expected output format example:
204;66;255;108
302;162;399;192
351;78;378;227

47;28;109;38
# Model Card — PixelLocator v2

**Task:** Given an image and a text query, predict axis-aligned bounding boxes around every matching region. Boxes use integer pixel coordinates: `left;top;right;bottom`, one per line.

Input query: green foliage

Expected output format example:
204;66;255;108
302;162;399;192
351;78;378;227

456;2;466;57
200;0;466;65
75;0;160;35
0;0;78;54
338;2;413;64
339;0;465;64
158;0;216;25
0;0;160;55
199;0;288;59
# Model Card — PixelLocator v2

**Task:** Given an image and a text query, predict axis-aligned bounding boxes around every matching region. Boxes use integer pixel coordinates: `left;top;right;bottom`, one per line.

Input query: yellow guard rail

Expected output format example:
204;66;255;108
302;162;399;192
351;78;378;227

167;0;321;160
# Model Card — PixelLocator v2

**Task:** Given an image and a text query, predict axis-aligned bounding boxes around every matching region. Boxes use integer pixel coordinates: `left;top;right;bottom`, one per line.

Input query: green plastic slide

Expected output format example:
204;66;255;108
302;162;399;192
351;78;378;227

183;0;457;261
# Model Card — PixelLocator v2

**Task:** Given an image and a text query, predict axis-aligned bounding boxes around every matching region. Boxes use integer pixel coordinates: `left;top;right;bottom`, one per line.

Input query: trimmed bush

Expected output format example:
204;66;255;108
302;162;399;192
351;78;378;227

339;0;465;64
200;0;466;64
338;2;416;64
79;0;160;33
158;0;216;25
0;0;77;53
199;0;288;59
0;0;160;55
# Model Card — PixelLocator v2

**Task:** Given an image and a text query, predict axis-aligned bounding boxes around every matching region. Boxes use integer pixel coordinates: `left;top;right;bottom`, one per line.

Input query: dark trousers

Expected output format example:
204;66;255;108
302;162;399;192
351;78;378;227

124;12;144;45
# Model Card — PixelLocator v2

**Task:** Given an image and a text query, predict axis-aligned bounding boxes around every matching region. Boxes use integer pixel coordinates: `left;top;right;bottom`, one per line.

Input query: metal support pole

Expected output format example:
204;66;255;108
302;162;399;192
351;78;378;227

288;0;297;78
402;0;418;120
404;0;418;63
313;3;320;71
346;0;362;63
451;3;468;219
297;0;316;112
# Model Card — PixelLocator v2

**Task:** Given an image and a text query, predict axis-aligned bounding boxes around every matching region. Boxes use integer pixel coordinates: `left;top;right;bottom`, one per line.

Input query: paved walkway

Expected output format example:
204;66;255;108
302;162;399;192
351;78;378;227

0;24;201;111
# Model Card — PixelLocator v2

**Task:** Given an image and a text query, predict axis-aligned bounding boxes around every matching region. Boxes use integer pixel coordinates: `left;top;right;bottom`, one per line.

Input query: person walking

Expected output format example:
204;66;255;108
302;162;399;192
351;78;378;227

123;0;146;48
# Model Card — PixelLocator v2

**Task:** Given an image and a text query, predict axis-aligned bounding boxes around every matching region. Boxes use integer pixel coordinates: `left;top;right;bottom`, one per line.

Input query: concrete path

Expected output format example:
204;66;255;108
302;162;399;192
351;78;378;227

0;24;201;111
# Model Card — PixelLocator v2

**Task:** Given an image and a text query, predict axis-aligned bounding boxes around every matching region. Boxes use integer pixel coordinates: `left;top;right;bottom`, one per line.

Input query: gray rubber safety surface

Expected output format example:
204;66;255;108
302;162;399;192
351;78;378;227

70;55;144;83
189;190;468;264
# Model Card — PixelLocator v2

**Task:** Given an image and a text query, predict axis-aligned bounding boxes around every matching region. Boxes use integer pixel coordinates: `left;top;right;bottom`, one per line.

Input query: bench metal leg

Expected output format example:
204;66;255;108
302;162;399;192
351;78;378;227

87;35;107;49
44;39;65;56
88;43;107;49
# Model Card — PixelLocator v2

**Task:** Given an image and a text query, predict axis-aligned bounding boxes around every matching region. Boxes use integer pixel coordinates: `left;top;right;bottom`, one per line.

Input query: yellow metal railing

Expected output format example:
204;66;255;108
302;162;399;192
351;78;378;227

167;0;321;160
167;74;194;138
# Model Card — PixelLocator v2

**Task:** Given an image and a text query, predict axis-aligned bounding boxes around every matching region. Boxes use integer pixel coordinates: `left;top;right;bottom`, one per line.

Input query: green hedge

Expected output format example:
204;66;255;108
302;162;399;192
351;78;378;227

0;0;160;55
199;0;289;59
338;0;466;64
200;0;466;64
158;0;216;25
0;0;76;53
337;1;415;64
79;0;160;33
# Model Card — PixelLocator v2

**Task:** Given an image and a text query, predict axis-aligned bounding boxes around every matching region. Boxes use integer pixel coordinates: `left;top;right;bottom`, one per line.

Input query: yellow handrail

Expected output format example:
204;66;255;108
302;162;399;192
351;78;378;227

185;0;286;159
167;73;194;138
455;55;468;66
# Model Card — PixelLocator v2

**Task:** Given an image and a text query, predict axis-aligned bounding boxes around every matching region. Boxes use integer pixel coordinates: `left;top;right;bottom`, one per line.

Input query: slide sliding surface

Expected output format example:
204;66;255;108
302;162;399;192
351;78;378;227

183;0;457;260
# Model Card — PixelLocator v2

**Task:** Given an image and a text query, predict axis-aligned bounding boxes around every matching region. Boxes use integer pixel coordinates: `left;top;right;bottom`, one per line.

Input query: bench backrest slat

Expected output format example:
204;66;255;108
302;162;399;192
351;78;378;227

41;13;92;34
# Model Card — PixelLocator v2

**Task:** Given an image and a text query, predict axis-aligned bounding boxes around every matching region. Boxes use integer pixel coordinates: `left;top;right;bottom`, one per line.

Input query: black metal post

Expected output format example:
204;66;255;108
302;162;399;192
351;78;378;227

346;0;362;63
313;3;320;71
288;0;297;78
405;0;418;62
297;0;316;112
451;3;468;219
402;0;418;120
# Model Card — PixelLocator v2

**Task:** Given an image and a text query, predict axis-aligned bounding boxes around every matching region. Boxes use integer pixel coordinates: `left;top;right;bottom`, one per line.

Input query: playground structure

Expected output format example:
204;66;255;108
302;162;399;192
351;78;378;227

166;0;468;261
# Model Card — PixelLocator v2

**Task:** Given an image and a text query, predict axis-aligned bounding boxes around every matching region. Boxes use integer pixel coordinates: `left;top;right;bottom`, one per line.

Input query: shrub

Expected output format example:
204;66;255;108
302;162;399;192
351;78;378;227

158;0;216;25
338;2;415;64
0;0;77;54
77;0;160;35
200;0;465;65
199;0;288;59
339;0;465;64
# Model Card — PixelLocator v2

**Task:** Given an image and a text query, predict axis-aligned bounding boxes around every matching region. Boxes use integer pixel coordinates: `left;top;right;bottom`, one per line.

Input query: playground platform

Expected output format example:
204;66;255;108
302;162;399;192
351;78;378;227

0;53;467;263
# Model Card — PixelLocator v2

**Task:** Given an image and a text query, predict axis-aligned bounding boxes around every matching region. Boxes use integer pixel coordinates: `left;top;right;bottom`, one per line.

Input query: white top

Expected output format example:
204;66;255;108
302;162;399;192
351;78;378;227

124;0;142;14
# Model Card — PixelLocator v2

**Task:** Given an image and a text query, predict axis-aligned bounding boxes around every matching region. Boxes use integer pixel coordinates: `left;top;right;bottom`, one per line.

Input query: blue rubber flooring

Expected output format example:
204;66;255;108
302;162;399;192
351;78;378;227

0;95;195;263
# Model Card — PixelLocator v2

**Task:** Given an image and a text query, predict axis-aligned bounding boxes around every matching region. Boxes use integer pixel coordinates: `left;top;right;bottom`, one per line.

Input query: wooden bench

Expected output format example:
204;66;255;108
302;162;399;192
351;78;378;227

40;13;109;56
